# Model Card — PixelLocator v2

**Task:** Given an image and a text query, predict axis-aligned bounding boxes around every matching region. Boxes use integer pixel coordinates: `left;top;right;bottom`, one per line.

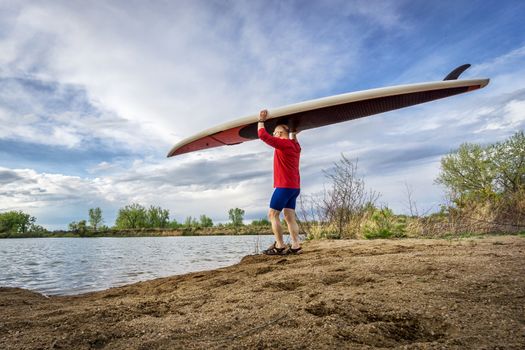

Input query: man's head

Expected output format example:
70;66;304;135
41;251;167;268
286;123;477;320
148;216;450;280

273;124;290;139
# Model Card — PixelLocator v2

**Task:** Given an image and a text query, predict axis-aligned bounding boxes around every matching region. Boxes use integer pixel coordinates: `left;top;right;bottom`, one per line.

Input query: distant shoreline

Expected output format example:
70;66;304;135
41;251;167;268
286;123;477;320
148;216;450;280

0;226;274;239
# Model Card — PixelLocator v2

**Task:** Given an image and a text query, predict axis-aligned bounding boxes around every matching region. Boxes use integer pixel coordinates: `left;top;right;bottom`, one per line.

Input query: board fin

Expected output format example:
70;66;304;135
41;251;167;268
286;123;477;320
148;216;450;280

444;64;471;80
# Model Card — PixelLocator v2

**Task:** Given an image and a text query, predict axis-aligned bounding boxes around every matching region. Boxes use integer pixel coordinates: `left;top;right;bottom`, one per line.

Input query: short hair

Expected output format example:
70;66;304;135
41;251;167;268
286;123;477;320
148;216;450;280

276;124;289;133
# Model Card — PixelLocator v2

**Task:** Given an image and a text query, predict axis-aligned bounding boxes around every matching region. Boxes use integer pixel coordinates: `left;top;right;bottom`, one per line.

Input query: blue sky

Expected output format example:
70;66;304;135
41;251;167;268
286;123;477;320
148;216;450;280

0;0;524;229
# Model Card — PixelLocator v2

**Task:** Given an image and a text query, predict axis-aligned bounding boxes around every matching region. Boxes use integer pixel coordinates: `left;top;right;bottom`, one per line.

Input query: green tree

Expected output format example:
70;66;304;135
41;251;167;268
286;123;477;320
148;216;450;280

251;218;270;226
88;207;103;232
115;203;147;229
0;211;35;235
69;220;88;236
436;131;525;203
146;206;170;228
29;224;47;235
199;215;213;227
492;131;525;194
169;219;181;229
77;220;88;236
228;208;245;227
68;221;77;232
184;216;198;227
436;143;496;202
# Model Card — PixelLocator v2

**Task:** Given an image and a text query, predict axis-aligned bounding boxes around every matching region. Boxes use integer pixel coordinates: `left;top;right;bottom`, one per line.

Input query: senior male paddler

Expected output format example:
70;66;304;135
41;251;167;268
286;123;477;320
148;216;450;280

257;109;302;255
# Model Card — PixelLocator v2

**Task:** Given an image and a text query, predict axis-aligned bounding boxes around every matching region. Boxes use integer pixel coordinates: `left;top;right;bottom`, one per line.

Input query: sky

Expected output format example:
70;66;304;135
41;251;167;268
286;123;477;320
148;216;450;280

0;0;524;230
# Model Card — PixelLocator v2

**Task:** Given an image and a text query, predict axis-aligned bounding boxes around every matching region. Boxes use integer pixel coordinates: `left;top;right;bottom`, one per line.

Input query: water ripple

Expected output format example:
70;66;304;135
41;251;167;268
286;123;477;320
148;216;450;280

0;235;274;295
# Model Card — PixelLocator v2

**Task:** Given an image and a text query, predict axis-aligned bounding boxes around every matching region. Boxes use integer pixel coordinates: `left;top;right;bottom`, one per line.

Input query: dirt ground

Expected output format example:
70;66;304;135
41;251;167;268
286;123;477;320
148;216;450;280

1;236;524;349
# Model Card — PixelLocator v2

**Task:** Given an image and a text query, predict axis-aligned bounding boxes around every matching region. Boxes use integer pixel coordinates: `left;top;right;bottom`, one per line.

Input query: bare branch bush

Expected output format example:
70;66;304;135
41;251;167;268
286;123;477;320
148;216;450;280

404;182;419;217
297;193;326;238
298;155;379;239
407;188;525;238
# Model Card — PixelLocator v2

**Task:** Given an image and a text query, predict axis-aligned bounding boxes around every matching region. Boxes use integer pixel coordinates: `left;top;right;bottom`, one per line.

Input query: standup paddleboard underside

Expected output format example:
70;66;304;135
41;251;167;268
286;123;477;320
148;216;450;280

168;80;487;157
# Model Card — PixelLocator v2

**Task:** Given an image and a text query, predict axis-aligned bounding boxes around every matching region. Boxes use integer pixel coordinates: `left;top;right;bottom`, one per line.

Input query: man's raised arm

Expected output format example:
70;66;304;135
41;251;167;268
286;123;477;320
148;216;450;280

258;109;267;131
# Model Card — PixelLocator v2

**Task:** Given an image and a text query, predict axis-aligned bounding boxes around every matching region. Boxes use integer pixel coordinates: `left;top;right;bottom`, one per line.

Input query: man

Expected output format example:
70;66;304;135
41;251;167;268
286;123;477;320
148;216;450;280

258;109;302;255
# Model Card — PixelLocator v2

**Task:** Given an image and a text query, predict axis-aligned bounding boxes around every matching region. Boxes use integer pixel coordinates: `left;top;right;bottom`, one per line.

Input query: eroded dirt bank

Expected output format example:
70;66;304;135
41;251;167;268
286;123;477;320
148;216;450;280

1;236;524;349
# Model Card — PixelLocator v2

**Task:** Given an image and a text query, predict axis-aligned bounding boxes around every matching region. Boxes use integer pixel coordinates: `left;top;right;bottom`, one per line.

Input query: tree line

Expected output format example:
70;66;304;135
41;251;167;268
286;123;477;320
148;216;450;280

67;205;256;236
0;203;267;237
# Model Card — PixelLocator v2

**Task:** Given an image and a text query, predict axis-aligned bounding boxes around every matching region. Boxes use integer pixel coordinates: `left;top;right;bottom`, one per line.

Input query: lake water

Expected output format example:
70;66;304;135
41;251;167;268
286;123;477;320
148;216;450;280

0;235;275;296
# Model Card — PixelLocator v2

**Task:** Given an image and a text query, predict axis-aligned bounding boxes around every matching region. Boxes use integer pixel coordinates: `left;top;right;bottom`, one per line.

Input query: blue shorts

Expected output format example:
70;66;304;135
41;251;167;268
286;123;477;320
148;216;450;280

270;188;301;211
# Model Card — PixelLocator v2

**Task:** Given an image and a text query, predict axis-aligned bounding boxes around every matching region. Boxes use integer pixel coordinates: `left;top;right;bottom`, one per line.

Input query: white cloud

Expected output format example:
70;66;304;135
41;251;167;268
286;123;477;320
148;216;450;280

337;0;408;30
470;46;525;75
474;98;525;133
0;0;366;152
503;99;525;126
0;77;164;153
50;126;80;149
368;158;444;214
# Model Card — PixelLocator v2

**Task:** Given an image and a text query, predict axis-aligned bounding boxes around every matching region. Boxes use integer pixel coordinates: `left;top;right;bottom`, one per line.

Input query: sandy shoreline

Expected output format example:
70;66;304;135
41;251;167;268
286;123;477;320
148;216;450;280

1;236;524;349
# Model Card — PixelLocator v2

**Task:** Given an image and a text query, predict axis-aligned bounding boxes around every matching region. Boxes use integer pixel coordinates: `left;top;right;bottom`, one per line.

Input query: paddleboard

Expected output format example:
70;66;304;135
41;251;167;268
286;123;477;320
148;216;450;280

167;65;489;157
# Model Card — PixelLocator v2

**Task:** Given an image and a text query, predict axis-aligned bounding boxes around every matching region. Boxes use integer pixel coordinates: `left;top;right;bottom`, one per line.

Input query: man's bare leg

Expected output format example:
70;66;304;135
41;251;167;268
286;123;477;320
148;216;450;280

268;209;286;248
283;208;300;249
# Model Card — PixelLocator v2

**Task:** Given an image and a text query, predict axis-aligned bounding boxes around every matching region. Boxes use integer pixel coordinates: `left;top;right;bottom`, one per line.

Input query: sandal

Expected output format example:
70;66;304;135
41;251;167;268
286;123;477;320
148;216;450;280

262;242;287;255
287;246;302;255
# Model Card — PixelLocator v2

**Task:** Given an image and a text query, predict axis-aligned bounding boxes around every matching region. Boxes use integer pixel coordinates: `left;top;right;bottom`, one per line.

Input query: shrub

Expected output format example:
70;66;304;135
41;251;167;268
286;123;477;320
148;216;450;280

251;218;271;227
363;208;406;239
434;131;525;236
298;155;379;239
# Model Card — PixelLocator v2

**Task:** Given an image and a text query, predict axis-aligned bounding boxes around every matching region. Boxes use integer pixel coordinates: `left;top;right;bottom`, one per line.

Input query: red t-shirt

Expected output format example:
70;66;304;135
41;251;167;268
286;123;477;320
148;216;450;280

258;128;301;189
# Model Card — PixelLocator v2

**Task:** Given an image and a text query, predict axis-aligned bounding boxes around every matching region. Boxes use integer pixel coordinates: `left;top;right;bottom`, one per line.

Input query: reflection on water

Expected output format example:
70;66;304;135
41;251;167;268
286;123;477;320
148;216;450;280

0;235;274;295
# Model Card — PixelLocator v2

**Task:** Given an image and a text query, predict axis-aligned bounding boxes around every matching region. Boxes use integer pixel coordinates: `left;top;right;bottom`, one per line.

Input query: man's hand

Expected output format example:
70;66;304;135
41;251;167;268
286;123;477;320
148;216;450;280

259;109;268;122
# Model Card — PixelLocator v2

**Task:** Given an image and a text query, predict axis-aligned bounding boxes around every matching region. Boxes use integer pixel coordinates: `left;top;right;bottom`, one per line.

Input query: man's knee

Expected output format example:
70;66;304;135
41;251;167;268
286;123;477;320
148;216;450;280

268;209;280;221
283;209;296;222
